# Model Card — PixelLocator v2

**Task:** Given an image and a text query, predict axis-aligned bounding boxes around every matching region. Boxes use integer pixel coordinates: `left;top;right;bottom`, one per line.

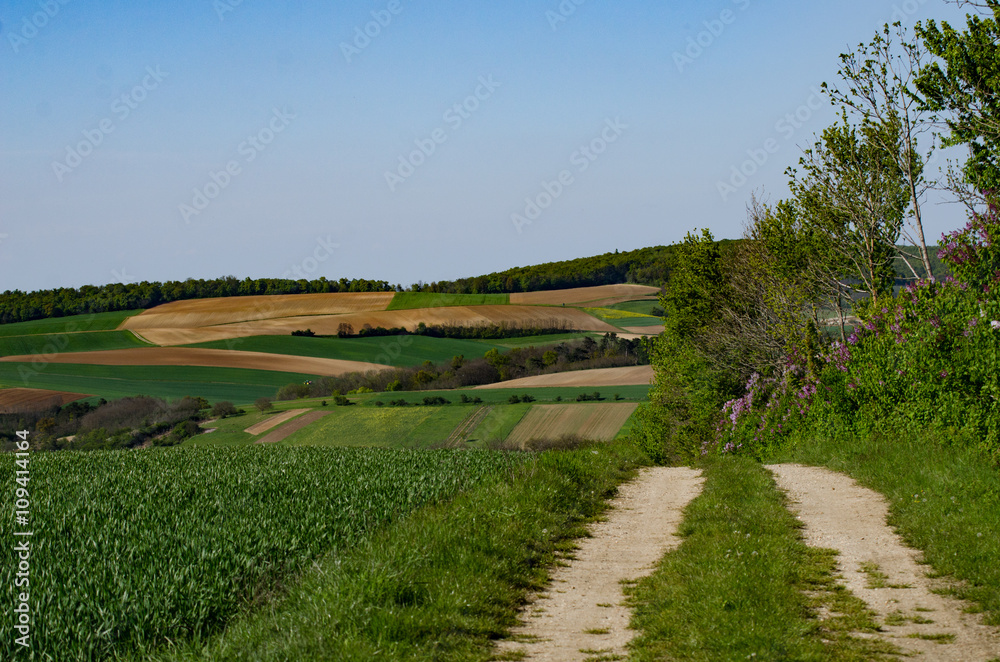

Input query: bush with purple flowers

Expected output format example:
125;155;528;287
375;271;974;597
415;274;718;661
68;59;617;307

707;213;1000;461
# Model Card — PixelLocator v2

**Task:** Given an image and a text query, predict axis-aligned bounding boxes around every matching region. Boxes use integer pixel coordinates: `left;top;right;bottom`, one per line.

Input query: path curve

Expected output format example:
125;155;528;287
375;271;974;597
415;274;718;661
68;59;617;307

497;466;704;661
768;464;1000;660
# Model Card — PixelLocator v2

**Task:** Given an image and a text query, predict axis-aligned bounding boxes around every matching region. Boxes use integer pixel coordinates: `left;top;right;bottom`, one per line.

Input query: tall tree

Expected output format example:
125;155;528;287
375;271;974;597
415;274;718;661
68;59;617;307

788;113;910;302
824;23;936;279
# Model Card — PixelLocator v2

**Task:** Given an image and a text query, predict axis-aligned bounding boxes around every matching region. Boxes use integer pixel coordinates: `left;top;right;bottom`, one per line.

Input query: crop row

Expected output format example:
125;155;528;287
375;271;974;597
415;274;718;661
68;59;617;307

0;446;526;661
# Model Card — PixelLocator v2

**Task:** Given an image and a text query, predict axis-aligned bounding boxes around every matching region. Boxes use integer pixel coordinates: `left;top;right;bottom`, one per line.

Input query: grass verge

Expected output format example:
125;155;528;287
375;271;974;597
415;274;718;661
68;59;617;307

626;456;897;661
787;429;1000;625
146;440;647;661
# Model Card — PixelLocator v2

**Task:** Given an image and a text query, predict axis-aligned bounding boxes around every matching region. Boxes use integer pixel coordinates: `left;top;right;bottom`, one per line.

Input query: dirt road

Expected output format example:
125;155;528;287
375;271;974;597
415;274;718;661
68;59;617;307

497;467;704;661
768;464;1000;660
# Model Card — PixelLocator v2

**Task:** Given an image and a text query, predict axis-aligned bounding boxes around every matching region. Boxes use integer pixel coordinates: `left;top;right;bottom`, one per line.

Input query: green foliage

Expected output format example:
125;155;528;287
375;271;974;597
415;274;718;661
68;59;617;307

210;401;238;419
253;398;273;413
0;447;526;660
412;246;677;294
661;229;726;341
917;5;1000;191
0;279;394;326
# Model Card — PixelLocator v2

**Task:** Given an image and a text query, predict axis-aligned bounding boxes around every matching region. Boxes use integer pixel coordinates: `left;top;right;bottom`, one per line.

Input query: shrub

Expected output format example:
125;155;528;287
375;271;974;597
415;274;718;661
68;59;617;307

210;401;238;419
254;398;273;413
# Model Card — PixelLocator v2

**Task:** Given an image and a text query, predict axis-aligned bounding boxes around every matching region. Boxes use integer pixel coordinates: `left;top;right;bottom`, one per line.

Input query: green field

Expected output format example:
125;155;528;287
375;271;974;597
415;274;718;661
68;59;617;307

279;405;474;448
186;335;506;367
0;330;149;357
362;384;652;406
483;332;597;348
467;403;532;443
0;447;526;661
605;299;663;316
386;292;510;310
584;306;663;330
0;310;142;336
0;363;317;403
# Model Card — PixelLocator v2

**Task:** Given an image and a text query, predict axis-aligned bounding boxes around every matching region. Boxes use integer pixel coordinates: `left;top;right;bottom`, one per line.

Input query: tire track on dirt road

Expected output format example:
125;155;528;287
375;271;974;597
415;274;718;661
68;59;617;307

496;466;704;661
768;464;1000;661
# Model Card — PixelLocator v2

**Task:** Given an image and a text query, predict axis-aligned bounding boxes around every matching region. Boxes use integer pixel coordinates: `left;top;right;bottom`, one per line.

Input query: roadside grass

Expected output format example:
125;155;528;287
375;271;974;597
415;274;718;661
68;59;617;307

145;440;647;662
0;330;150;356
278;406;474;449
0;363;318;404
0;310;143;336
786;429;1000;626
626;456;897;661
185;335;506;367
387;292;510;310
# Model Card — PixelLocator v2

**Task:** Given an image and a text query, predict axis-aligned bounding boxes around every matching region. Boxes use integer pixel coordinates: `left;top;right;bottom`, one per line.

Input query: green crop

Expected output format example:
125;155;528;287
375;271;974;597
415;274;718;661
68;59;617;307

0;446;526;660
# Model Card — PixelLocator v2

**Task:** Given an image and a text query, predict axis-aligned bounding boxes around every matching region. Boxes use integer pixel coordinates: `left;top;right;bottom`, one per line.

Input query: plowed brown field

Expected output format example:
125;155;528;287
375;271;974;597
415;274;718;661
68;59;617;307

129;306;617;346
510;284;659;307
474;365;653;390
0;388;90;412
506;403;638;446
0;348;390;376
122;292;395;330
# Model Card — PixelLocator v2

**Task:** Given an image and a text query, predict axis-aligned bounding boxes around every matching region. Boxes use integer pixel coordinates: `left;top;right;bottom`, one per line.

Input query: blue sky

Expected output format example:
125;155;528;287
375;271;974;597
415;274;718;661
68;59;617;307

0;0;972;291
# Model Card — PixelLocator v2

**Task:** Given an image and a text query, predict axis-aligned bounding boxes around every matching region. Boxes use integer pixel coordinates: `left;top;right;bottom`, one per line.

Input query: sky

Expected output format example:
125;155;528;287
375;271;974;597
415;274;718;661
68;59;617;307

0;0;975;292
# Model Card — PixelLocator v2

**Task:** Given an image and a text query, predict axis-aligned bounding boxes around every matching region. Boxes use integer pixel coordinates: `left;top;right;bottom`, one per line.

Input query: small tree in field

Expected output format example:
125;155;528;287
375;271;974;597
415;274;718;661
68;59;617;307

254;398;273;413
210;401;238;419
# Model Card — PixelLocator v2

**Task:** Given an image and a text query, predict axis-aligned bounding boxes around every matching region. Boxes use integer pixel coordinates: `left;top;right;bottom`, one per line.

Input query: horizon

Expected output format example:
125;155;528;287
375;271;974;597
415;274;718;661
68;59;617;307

1;0;971;292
